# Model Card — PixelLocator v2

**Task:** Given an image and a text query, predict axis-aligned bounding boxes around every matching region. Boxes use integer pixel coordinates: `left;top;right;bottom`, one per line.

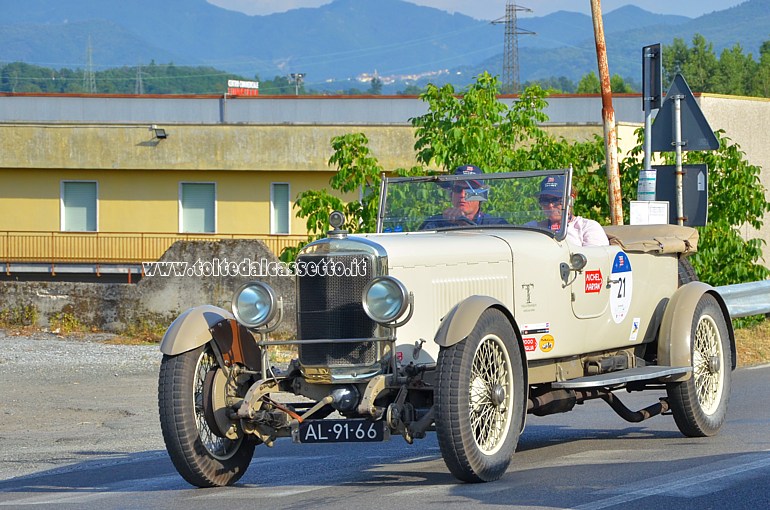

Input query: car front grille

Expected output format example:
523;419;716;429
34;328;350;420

296;253;378;366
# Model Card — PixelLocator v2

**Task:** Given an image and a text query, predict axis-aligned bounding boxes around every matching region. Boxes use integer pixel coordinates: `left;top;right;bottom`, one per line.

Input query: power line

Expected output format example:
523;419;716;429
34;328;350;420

492;1;534;94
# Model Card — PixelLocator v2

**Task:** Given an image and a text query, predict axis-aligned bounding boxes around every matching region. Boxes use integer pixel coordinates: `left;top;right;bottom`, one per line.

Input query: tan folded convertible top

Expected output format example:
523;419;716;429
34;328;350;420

603;224;698;255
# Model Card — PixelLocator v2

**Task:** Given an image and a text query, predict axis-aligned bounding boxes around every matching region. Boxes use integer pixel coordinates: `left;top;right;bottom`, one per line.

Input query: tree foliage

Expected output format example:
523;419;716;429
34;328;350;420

662;34;770;97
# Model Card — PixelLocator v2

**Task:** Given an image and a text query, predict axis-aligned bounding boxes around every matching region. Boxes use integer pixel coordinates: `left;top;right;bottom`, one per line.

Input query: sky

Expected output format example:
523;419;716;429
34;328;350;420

206;0;746;20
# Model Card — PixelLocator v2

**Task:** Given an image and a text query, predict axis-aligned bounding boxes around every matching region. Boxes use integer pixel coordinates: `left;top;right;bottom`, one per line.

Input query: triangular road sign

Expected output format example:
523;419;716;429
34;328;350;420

650;73;719;152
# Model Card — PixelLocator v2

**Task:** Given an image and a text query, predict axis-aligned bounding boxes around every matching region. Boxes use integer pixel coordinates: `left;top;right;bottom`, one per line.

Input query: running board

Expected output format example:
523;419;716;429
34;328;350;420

552;366;692;389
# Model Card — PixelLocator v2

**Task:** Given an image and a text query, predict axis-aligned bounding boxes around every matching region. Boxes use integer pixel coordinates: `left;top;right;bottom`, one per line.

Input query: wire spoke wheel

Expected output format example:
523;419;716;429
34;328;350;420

159;344;256;487
193;350;243;460
469;334;513;455
667;294;732;437
692;314;724;416
436;308;525;482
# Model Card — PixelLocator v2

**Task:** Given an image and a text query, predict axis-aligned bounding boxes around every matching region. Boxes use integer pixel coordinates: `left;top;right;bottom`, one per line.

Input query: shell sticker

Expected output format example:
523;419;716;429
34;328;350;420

539;334;554;352
609;251;633;324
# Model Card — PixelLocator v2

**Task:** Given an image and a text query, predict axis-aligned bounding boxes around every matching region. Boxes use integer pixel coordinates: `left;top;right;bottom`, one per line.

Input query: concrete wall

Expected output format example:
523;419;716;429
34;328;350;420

0;239;297;335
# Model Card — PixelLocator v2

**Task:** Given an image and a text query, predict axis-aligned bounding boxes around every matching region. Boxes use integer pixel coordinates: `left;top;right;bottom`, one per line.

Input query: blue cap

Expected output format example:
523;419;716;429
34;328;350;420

540;175;565;197
453;165;483;176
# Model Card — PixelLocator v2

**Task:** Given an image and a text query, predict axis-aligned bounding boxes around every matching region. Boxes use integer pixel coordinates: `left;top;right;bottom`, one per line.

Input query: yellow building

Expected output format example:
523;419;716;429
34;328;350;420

1;92;766;276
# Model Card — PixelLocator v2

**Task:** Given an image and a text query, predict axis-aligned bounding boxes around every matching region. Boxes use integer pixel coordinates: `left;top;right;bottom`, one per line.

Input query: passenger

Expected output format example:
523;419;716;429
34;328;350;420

534;175;609;247
419;165;508;229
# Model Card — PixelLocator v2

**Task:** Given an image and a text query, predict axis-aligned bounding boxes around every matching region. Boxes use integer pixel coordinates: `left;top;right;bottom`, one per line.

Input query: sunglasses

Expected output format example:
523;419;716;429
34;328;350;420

538;196;563;206
452;185;471;194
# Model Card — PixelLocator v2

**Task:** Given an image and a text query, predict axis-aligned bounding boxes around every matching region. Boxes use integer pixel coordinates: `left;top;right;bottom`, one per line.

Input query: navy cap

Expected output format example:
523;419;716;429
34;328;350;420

453;165;483;176
540;175;566;197
451;165;484;189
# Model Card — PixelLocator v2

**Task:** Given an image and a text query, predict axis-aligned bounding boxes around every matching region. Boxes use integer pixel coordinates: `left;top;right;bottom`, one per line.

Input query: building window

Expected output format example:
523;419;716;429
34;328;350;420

271;183;290;234
180;182;216;233
61;181;97;232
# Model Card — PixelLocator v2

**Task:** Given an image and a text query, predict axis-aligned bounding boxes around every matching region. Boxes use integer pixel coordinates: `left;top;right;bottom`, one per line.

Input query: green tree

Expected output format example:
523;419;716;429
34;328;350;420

576;71;601;93
752;41;770;97
576;71;633;94
397;83;425;95
368;76;383;95
713;44;757;96
662;38;690;85
610;74;634;93
681;34;719;92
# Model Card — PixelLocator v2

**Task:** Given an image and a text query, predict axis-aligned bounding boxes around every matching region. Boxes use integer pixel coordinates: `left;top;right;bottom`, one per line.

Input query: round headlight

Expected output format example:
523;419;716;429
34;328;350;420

362;276;409;324
232;281;278;328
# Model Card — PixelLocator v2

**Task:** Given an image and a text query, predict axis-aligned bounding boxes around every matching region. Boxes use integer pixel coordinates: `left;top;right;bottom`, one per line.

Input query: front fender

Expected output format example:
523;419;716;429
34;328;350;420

159;305;235;356
658;281;736;382
434;295;511;348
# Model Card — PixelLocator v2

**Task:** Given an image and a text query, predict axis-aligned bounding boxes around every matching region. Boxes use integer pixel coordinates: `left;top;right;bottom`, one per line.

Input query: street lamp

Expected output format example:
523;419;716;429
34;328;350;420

290;73;305;95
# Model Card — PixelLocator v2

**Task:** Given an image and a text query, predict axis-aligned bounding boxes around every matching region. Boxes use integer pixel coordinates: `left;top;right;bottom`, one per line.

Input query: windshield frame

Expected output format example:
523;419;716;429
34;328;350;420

377;168;573;241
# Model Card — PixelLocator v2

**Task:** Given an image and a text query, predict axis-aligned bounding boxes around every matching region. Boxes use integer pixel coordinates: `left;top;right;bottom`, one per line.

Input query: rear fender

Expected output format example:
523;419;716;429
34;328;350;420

658;282;736;382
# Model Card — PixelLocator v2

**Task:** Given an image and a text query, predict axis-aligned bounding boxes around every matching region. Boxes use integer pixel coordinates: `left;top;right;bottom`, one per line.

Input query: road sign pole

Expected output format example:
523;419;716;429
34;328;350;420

644;102;652;170
673;94;685;226
639;44;661;201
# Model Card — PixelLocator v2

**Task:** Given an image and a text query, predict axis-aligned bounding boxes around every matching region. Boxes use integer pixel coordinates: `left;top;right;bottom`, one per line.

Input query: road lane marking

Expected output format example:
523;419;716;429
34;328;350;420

570;452;770;509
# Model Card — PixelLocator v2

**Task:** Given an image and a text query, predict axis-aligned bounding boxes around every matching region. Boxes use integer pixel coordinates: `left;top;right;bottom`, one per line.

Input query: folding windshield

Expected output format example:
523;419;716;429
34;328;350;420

377;169;572;241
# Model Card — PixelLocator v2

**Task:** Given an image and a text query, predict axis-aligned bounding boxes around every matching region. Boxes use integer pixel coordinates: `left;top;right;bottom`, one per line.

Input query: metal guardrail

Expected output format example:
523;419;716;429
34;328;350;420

716;281;770;318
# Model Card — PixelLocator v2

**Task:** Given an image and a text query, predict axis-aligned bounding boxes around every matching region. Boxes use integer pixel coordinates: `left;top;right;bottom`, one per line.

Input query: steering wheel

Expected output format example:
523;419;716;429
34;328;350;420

453;216;477;226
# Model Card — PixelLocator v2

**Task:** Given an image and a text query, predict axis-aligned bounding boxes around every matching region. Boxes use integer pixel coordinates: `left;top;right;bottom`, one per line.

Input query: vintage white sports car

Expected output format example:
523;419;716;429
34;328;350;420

158;168;734;487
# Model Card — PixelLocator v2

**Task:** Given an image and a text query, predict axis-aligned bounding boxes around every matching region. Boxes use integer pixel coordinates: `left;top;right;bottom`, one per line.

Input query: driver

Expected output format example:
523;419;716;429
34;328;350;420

419;165;508;229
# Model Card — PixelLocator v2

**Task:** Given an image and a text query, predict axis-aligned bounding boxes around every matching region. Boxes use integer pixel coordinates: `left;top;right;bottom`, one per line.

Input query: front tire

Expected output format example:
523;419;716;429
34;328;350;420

435;308;525;482
158;344;256;487
667;294;732;437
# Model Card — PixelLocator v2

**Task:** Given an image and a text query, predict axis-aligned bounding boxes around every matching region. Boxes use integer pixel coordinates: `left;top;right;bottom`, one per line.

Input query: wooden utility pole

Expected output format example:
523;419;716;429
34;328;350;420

590;0;623;225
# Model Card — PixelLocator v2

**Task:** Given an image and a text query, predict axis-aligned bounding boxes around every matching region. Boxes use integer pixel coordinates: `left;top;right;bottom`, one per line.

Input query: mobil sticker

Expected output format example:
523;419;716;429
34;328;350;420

584;269;602;293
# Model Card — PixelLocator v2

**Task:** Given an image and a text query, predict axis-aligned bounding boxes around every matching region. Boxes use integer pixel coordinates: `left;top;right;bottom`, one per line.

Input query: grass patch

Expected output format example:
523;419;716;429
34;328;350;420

0;304;39;328
49;312;87;335
109;318;169;345
734;317;770;367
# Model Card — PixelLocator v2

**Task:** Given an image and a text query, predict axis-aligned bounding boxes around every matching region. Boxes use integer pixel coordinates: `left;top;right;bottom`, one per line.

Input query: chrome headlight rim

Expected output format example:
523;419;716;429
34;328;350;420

362;276;409;324
231;281;278;329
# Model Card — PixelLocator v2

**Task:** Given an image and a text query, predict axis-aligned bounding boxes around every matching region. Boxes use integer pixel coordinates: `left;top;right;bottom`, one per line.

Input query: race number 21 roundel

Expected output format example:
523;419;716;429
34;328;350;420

610;252;633;324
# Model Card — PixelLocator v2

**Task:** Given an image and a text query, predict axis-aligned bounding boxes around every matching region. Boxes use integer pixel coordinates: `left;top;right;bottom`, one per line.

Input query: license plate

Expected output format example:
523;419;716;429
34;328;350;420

298;418;386;443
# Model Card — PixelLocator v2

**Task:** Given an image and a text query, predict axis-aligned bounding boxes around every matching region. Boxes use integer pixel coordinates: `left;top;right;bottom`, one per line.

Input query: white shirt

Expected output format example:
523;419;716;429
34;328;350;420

566;216;610;247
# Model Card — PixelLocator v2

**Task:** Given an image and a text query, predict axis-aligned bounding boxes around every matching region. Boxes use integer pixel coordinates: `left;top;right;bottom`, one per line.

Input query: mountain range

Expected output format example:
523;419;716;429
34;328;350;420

0;0;768;91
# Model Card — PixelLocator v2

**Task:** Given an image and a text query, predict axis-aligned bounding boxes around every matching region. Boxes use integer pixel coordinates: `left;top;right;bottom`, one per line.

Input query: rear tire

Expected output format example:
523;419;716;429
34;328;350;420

158;344;256;487
435;308;525;482
666;294;731;437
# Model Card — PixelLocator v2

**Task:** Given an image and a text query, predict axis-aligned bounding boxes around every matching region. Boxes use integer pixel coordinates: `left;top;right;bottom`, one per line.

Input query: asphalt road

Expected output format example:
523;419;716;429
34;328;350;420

1;333;769;509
